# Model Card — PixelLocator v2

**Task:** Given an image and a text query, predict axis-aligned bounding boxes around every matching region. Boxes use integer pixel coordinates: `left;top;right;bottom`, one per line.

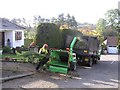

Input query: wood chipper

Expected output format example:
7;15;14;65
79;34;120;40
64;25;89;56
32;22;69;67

47;37;78;74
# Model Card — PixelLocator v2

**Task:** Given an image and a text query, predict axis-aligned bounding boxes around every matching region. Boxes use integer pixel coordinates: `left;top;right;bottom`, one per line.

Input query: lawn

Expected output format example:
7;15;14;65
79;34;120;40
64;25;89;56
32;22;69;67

2;51;28;61
2;51;40;63
2;54;23;59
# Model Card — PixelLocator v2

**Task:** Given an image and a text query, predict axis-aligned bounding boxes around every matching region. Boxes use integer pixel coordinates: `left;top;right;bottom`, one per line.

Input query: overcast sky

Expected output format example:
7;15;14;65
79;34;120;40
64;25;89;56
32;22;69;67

0;0;119;24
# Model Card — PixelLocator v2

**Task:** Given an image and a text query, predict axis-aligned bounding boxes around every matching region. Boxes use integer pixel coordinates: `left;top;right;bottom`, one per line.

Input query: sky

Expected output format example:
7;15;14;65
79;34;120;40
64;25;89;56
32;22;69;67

0;0;119;24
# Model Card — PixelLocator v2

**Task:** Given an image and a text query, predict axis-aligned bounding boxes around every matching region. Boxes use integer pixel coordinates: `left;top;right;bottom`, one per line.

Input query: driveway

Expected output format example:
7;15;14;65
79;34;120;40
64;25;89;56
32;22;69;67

1;55;119;89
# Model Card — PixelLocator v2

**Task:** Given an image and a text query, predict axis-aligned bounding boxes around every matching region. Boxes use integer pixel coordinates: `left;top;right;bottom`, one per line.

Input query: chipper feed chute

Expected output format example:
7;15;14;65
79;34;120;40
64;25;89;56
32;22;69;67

48;50;69;74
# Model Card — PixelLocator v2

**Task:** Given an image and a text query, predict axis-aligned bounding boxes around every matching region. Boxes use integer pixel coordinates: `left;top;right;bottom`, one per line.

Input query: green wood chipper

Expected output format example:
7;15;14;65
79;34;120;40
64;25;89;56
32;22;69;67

47;37;78;74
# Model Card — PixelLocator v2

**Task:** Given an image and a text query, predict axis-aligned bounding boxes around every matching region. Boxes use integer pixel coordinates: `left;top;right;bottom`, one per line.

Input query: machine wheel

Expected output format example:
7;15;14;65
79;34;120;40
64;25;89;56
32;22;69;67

70;62;76;71
98;57;100;60
88;58;93;67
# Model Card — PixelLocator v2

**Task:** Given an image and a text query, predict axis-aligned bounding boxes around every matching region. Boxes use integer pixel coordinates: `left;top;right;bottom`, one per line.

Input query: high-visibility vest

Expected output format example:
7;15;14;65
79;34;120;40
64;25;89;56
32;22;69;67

39;47;48;55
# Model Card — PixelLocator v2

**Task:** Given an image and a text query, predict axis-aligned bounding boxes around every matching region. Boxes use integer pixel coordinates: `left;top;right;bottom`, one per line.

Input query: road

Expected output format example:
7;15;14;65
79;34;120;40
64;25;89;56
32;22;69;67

2;55;119;89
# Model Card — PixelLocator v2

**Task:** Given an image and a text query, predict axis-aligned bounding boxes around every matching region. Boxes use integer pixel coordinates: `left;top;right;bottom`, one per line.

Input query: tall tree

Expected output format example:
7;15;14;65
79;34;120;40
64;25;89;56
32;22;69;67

45;19;50;23
51;17;57;24
11;18;31;28
70;16;78;29
105;9;119;31
57;13;66;27
11;18;36;39
66;14;71;28
66;14;77;29
11;18;21;25
96;9;120;38
96;18;107;35
33;15;46;27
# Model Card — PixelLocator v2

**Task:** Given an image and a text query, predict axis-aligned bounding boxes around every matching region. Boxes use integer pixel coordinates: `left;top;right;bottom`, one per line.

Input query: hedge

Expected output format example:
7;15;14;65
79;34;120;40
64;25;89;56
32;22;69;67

35;23;63;48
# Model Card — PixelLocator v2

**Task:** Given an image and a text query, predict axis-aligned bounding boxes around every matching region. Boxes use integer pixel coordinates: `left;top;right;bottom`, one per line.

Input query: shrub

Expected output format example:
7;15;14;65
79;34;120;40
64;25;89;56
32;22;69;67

35;23;63;48
16;47;22;53
61;29;83;48
21;45;29;51
3;46;12;54
35;23;85;49
24;39;33;47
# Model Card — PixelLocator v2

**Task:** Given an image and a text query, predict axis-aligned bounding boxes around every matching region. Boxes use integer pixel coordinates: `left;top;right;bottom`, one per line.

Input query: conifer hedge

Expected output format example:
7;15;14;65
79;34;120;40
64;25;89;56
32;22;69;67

35;23;84;49
35;23;63;48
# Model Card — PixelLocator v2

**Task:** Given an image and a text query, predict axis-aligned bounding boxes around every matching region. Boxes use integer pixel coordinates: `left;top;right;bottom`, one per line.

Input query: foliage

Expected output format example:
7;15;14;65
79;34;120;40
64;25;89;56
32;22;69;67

24;29;36;39
66;14;78;29
21;45;29;51
3;46;12;54
33;13;78;29
57;13;78;29
88;30;101;36
35;23;63;48
79;29;100;36
35;23;85;49
33;15;51;27
103;28;118;38
57;13;66;27
81;29;104;43
96;17;118;38
79;29;104;43
22;51;40;63
15;47;22;53
62;29;83;39
96;9;119;32
61;29;83;48
24;39;33;47
78;23;96;31
96;9;119;42
11;18;35;39
11;18;31;28
105;9;120;31
2;54;24;60
96;18;107;35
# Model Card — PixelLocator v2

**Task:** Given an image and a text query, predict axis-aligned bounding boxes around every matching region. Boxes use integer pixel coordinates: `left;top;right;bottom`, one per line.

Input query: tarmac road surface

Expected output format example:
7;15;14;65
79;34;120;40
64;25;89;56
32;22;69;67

1;55;119;89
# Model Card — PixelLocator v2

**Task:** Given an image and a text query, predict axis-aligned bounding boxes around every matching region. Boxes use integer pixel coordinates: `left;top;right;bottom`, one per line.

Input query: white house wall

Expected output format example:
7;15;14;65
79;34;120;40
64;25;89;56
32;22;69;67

13;30;24;48
5;31;13;47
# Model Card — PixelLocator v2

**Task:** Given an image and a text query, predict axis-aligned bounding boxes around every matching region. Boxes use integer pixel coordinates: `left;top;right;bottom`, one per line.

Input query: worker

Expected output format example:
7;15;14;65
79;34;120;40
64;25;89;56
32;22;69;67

36;44;49;71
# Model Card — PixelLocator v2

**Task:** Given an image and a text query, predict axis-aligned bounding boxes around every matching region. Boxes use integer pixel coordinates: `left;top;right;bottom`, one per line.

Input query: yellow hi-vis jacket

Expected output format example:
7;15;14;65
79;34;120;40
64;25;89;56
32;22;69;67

39;47;48;55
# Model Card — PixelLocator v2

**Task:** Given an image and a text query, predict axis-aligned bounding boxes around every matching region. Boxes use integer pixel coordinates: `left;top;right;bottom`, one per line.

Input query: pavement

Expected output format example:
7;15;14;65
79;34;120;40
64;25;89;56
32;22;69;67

1;55;119;89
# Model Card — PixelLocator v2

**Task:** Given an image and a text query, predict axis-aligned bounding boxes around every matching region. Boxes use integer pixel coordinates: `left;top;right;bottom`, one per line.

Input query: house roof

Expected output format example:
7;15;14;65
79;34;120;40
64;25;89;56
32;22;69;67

107;36;118;46
0;18;26;31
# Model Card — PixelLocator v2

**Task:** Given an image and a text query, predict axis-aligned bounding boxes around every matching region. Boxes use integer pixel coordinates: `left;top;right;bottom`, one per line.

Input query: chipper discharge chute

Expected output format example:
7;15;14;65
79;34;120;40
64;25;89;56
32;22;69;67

47;37;78;74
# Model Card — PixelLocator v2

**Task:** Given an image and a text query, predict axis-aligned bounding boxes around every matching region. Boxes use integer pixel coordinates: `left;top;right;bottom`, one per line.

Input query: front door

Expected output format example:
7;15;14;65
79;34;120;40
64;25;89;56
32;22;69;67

0;32;5;48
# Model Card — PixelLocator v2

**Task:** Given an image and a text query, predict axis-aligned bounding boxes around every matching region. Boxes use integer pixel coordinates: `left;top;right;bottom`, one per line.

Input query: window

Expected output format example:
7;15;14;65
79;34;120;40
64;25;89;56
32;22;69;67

15;31;22;40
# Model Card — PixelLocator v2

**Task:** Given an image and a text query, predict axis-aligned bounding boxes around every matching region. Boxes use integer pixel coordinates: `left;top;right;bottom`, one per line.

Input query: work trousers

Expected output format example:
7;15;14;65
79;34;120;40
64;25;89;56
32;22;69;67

36;57;49;70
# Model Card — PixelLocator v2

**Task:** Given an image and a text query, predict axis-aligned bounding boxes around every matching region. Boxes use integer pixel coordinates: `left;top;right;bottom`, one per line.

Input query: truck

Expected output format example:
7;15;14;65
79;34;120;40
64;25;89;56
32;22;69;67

64;35;101;67
73;36;101;67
